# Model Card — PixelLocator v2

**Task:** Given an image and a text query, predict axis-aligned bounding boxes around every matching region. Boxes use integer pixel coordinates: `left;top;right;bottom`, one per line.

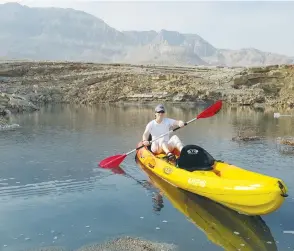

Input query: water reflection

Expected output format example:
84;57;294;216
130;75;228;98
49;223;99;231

134;161;278;251
9;103;293;139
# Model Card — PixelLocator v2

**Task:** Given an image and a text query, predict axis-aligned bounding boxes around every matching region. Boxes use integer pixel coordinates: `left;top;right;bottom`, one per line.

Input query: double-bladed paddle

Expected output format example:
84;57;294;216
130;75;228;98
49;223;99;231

99;100;222;168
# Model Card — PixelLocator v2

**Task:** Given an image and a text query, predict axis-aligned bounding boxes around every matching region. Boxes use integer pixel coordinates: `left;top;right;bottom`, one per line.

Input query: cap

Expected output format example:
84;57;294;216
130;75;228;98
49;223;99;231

155;104;165;113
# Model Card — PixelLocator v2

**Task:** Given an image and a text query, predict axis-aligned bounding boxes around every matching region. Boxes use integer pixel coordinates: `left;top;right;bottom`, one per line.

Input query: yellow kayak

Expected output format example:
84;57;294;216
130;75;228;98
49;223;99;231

137;161;278;251
135;143;288;216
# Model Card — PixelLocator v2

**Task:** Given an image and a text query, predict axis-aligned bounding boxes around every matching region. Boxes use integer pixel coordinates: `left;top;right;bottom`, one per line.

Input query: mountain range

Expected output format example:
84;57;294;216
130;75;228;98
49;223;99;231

0;2;293;67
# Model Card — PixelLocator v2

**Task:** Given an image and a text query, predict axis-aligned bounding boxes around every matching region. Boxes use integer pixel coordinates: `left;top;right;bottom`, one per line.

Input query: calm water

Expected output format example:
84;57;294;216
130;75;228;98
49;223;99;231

0;103;294;251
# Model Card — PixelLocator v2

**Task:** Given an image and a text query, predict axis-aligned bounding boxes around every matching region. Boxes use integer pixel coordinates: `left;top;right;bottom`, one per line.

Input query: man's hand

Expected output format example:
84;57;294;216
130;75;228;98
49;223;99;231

142;140;151;146
178;120;185;127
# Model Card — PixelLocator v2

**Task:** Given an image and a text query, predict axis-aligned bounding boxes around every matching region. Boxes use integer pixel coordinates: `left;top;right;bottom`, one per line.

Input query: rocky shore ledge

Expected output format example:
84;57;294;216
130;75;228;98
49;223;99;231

1;61;294;119
25;236;177;251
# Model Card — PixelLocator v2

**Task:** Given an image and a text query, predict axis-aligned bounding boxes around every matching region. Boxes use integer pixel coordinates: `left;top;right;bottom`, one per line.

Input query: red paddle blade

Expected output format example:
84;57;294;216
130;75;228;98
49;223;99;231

197;100;222;119
99;154;127;168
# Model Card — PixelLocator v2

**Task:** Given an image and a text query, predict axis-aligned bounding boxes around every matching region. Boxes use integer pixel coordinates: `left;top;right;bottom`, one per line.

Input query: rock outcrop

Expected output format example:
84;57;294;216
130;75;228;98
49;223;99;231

0;62;294;117
76;236;177;251
25;236;177;251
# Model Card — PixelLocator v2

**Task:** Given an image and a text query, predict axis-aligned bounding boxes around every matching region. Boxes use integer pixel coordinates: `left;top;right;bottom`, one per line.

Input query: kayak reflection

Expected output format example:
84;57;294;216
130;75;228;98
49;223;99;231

135;159;278;251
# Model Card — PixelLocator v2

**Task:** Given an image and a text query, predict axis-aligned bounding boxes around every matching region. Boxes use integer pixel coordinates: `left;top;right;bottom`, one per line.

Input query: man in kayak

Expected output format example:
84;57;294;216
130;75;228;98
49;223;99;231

142;104;185;161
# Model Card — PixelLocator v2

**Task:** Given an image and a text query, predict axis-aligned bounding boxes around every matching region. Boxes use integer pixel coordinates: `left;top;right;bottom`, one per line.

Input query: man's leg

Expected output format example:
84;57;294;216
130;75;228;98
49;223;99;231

161;141;173;154
151;138;168;154
160;139;177;161
152;138;176;161
151;140;160;154
151;138;172;155
169;135;184;152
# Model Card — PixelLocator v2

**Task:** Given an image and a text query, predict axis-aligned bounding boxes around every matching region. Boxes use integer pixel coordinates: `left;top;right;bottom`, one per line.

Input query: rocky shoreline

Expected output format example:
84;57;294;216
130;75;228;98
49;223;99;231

25;236;177;251
1;61;294;121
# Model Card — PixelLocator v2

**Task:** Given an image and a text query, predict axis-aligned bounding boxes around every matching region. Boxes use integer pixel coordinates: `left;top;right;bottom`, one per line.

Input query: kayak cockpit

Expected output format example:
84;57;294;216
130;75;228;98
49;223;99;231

154;144;216;172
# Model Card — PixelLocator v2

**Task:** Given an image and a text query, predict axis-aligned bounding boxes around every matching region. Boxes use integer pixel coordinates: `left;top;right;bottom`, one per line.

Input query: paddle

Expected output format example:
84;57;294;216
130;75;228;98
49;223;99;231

99;100;223;168
274;113;293;118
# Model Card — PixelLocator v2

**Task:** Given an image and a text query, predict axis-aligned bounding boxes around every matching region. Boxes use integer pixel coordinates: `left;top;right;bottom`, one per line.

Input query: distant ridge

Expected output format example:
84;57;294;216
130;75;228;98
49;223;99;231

0;2;293;66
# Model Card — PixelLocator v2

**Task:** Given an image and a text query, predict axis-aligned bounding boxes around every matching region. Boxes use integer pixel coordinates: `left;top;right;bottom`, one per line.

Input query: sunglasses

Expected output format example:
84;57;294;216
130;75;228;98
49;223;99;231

157;111;165;114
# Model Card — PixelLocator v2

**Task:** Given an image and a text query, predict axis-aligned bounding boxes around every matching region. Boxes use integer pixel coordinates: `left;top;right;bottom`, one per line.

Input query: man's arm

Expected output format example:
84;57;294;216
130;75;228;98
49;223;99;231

172;119;185;128
142;124;151;145
142;127;150;141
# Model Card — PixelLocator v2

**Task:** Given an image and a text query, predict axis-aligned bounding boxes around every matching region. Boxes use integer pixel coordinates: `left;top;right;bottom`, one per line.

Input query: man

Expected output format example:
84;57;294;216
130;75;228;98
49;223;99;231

142;104;185;161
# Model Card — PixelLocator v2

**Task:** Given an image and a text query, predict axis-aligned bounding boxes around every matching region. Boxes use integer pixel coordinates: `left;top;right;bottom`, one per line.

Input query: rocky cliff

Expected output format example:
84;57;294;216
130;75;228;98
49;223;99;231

1;62;294;120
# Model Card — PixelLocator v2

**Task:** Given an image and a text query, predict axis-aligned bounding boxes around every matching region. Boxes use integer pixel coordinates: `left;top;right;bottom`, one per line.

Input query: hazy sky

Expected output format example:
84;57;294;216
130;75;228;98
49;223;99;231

2;0;294;56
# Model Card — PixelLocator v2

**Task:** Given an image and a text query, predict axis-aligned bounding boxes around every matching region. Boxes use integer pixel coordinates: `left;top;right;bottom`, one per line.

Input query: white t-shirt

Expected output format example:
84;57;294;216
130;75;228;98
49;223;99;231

145;118;176;142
